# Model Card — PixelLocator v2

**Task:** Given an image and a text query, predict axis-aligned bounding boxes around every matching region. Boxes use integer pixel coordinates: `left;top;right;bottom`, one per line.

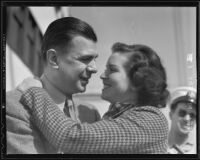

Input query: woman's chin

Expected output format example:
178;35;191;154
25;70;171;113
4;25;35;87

101;94;116;104
101;93;106;100
101;93;110;101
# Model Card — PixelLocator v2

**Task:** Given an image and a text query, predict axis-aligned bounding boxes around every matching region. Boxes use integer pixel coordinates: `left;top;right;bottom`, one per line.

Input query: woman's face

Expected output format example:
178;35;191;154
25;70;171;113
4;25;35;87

100;52;135;104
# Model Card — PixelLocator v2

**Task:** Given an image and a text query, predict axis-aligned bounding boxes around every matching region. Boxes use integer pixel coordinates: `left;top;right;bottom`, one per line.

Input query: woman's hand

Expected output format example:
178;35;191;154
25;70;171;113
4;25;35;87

17;77;42;92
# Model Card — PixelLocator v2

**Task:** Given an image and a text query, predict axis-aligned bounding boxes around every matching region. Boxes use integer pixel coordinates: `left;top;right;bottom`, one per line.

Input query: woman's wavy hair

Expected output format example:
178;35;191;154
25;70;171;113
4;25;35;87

112;42;170;108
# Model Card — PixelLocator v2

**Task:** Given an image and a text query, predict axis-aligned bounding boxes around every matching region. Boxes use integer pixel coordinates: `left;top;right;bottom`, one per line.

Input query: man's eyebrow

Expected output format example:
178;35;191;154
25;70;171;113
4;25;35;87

89;52;98;59
94;54;99;58
76;54;98;61
81;54;98;59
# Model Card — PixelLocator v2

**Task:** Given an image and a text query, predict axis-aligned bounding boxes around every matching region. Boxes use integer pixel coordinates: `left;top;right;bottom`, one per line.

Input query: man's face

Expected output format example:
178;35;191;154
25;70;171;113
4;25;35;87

55;36;98;96
170;102;196;134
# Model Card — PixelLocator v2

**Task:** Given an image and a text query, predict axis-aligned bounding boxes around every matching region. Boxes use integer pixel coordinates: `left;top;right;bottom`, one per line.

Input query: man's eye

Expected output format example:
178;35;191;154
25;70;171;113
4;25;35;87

178;110;186;117
79;57;92;62
190;113;196;120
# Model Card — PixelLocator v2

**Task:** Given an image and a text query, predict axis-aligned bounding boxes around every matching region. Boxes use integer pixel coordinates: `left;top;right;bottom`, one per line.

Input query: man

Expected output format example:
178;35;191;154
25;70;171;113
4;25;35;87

6;17;100;154
168;87;196;154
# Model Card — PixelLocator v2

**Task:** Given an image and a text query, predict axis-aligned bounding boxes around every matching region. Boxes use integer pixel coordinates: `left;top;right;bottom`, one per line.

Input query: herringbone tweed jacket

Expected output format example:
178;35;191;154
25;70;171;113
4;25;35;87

20;87;169;154
6;87;100;154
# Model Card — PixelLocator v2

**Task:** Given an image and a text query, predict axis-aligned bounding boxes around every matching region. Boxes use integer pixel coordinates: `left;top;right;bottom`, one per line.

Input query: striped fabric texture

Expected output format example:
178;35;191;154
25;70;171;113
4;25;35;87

20;87;169;154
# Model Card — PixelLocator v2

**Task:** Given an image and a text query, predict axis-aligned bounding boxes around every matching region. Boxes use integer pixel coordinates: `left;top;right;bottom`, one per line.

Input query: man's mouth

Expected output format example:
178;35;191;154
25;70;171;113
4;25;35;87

180;122;193;131
80;77;89;85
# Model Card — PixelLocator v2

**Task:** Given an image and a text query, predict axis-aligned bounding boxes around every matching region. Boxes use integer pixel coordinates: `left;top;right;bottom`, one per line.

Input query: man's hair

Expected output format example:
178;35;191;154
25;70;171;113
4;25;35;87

41;17;97;62
112;42;169;108
171;98;196;112
170;88;196;112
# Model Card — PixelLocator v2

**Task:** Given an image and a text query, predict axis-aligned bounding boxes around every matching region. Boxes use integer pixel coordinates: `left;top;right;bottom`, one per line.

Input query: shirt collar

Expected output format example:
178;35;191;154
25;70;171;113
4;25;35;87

103;102;134;119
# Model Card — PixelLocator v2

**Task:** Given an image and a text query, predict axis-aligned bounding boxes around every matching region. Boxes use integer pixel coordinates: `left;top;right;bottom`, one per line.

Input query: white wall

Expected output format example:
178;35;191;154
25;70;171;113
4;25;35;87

29;7;70;34
6;45;33;91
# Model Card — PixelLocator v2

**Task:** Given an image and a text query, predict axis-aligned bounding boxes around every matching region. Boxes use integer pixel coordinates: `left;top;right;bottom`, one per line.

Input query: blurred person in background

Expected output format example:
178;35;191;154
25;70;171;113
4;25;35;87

168;87;197;154
20;42;170;154
6;17;100;154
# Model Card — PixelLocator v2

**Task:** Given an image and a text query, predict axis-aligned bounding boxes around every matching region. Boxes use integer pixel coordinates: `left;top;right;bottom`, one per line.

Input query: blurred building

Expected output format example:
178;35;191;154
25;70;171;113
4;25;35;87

6;7;69;91
6;7;43;91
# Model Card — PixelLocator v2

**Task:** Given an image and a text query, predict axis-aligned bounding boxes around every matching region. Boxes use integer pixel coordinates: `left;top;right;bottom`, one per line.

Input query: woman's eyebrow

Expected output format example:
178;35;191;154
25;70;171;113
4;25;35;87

107;64;118;67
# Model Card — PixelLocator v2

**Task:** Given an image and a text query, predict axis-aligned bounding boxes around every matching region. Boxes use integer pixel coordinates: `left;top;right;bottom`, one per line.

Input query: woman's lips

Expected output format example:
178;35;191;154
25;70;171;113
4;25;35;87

102;82;111;89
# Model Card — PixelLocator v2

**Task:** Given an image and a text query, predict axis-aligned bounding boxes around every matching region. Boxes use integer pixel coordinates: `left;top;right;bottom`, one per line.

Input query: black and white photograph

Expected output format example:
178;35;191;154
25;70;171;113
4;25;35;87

1;1;199;159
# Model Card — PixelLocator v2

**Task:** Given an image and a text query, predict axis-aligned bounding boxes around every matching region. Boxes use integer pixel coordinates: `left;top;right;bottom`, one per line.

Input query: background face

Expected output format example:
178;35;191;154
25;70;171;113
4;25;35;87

171;102;196;134
54;36;98;95
101;53;135;103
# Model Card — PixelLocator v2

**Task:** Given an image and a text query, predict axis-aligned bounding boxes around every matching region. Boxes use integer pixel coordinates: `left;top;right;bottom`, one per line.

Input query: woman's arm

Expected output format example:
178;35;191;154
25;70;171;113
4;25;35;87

20;87;168;153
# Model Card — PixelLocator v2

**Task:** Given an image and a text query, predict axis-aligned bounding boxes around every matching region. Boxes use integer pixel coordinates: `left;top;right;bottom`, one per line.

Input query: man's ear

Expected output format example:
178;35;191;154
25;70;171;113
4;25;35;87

46;49;59;69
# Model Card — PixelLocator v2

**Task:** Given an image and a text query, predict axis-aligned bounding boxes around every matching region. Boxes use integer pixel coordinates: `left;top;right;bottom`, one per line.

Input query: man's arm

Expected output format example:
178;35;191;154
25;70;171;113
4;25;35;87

20;87;168;154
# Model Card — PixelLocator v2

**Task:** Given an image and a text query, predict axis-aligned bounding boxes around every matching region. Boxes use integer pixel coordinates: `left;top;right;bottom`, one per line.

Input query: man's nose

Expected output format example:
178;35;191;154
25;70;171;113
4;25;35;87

184;114;191;121
87;60;97;73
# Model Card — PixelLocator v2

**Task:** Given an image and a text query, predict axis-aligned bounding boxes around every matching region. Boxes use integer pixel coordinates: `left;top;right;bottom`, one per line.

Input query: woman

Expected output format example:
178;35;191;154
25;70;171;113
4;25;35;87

20;42;170;154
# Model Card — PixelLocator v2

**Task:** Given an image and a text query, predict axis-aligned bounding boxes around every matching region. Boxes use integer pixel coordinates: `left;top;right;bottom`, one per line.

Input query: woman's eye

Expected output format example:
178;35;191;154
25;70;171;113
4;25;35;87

109;67;118;72
105;65;118;73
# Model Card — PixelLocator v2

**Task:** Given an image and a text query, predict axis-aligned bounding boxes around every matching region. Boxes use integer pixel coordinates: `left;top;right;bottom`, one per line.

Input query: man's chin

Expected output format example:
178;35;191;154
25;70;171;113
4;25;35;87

78;86;86;93
71;86;86;94
79;89;86;93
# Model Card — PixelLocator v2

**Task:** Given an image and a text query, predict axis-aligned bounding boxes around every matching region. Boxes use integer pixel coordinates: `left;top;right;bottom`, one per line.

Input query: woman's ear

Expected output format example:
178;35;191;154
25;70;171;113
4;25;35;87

169;111;173;120
46;49;59;69
130;84;136;91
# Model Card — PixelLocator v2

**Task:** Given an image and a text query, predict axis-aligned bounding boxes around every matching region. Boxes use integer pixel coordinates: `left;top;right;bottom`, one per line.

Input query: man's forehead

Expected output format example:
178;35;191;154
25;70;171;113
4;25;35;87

176;102;195;111
68;36;98;56
70;35;96;47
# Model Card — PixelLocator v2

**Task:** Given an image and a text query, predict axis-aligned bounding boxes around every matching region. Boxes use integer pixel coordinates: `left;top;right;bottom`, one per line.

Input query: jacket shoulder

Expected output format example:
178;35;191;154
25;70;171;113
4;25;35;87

124;106;169;135
6;89;31;122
